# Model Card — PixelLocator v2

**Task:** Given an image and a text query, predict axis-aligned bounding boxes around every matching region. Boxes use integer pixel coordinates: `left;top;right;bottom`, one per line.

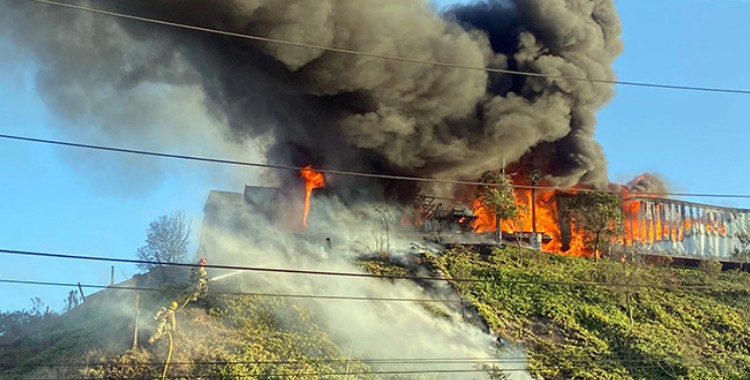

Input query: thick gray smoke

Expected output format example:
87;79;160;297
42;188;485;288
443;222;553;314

0;0;622;195
626;173;669;195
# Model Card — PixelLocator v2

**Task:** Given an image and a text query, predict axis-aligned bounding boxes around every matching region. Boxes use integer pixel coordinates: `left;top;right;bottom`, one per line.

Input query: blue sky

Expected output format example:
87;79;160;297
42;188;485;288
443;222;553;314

2;0;750;312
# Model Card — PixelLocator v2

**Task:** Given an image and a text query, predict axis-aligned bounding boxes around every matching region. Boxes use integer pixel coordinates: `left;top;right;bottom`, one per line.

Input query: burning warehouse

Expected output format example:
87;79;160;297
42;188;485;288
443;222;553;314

202;165;750;266
621;196;750;262
472;186;750;263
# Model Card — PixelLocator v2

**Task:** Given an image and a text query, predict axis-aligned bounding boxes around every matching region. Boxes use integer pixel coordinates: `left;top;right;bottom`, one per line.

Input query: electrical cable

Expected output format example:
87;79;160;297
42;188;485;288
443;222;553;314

5;356;675;368
2;133;750;200
25;0;750;96
0;248;738;290
3;359;530;367
0;278;462;303
19;364;690;380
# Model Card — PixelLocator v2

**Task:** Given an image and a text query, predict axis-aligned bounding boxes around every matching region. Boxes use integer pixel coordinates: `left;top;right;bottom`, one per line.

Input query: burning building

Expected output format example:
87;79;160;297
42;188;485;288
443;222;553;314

622;196;750;262
202;162;750;266
468;184;750;263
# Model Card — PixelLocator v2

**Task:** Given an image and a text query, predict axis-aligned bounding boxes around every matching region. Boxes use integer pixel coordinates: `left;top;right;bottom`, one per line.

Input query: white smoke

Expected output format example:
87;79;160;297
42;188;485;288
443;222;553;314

200;192;532;379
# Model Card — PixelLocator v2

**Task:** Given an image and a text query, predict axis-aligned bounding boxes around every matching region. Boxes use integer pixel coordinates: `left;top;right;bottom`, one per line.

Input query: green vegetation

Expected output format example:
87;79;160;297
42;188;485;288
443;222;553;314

427;246;750;380
6;245;750;380
0;286;377;379
476;170;525;241
563;192;624;257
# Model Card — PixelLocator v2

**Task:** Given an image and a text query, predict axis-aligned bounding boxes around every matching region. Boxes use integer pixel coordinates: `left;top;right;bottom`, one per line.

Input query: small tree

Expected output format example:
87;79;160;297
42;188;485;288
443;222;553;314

602;245;641;325
476;170;522;243
564;192;624;258
136;211;191;271
699;258;723;285
731;232;750;271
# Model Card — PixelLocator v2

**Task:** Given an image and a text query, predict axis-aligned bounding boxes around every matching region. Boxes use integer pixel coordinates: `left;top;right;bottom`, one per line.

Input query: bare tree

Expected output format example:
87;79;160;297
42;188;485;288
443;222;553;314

374;205;394;256
358;205;394;257
63;290;80;312
136;211;191;271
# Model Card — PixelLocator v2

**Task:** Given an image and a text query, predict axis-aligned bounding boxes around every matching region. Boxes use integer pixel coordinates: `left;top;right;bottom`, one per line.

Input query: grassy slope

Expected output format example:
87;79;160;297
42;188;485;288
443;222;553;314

0;284;375;379
427;246;750;380
6;247;750;379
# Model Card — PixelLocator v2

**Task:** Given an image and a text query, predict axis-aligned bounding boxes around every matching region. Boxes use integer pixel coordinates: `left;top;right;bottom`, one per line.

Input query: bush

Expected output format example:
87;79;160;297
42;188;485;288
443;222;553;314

699;258;723;284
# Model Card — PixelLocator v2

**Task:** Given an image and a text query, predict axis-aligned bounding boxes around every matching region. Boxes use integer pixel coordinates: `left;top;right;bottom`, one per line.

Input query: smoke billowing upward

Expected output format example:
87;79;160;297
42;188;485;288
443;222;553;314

0;0;622;194
626;173;669;195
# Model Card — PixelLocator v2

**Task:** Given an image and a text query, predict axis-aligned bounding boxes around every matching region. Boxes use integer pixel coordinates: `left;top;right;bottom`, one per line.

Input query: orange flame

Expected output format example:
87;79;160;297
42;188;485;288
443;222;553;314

300;165;325;227
472;187;591;257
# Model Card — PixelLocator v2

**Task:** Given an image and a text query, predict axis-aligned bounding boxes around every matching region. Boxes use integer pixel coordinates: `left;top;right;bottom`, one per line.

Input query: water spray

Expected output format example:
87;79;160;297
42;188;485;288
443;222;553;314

209;270;245;282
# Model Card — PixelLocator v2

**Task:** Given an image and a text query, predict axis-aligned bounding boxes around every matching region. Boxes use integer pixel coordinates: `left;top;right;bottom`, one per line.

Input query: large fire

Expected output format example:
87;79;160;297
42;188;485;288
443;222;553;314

621;187;728;245
472;187;591;257
471;174;722;259
300;165;326;227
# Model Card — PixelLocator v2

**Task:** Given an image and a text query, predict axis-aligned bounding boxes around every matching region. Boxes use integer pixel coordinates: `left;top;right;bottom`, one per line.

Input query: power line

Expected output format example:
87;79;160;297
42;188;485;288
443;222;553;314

0;248;735;290
0;278;461;304
8;356;675;368
22;364;684;380
3;132;750;200
26;0;750;96
7;358;532;367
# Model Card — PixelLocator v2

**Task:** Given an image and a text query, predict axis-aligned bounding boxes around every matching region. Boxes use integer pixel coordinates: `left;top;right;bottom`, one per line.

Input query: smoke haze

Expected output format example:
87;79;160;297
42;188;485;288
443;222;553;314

200;193;531;379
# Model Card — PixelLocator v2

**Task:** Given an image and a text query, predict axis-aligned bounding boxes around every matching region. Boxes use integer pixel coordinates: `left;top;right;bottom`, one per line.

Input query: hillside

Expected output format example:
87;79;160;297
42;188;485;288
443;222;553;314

0;265;507;380
0;289;379;379
4;246;750;379
426;246;750;380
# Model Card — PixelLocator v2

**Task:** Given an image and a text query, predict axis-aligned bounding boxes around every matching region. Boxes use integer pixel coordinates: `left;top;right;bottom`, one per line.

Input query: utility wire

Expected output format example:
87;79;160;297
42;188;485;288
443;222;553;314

9;356;673;368
3;132;750;200
9;359;531;367
0;248;737;290
23;365;684;380
0;278;461;304
8;353;686;370
26;0;750;96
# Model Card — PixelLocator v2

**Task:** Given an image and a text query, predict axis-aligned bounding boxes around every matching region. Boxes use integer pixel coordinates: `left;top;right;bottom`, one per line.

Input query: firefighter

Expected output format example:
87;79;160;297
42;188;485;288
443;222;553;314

190;258;208;301
148;301;177;344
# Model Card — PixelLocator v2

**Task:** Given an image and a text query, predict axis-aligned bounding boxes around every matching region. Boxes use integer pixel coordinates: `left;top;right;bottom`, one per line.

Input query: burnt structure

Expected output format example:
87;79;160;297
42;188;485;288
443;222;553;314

415;195;477;234
554;193;750;262
622;197;750;262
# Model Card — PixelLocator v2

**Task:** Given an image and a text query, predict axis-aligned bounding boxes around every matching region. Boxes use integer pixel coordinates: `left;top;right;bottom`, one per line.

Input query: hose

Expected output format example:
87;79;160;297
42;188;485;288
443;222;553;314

161;330;174;380
178;294;192;311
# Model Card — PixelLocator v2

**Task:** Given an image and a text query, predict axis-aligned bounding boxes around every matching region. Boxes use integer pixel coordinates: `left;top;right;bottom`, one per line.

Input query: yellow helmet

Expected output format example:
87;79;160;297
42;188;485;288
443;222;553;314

170;301;178;309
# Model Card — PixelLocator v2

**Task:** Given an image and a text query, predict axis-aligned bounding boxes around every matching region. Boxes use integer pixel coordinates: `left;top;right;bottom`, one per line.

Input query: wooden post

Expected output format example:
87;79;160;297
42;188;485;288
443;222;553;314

531;188;537;234
495;213;501;243
77;282;86;303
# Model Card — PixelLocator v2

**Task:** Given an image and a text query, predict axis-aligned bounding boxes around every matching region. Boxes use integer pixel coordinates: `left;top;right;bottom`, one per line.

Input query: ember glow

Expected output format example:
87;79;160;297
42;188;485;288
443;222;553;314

300;165;326;227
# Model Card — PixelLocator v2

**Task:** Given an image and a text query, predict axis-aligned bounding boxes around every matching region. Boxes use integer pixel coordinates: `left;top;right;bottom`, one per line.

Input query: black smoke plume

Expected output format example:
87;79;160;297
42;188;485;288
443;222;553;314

0;0;622;196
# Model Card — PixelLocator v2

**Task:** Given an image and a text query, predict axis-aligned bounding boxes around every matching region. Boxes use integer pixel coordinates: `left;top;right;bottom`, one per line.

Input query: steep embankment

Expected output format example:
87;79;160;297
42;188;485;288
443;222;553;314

6;247;748;380
428;246;750;380
0;282;376;379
